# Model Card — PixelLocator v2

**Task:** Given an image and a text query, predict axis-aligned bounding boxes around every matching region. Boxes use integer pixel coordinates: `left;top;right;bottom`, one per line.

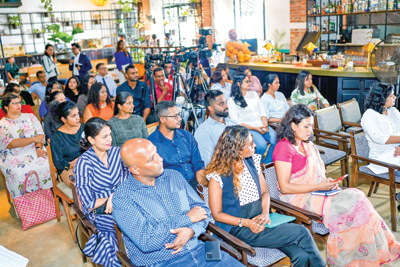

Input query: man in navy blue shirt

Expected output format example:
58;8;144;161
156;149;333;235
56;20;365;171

148;101;206;189
116;65;152;123
113;139;244;267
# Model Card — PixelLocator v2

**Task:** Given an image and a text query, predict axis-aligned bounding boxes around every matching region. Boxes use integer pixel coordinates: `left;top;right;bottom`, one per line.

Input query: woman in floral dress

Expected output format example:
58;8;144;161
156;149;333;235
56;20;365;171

0;94;52;199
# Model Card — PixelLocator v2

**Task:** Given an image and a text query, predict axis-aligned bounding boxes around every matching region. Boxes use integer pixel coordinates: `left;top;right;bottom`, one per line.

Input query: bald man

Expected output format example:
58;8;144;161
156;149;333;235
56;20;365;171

113;139;244;267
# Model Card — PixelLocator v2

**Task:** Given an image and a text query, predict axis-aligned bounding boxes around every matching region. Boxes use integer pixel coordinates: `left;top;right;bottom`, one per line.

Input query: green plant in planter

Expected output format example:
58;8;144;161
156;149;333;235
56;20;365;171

271;29;288;52
9;15;21;29
118;0;138;14
41;0;54;17
189;0;198;9
64;18;71;26
46;23;84;51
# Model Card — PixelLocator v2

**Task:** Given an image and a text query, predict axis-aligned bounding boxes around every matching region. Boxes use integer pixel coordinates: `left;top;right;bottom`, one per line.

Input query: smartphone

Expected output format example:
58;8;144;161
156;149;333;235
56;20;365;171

331;174;348;183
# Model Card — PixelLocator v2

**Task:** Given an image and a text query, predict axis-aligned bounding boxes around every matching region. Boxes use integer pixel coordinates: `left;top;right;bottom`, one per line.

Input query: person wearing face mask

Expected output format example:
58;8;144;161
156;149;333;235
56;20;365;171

108;92;148;147
0;93;52;199
206;125;326;267
50;101;85;187
74;117;129;267
77;74;95;116
228;74;277;164
83;83;114;123
195;90;238;166
290;70;329;110
116;65;151;123
235;66;262;97
261;74;290;123
43;91;67;143
273;104;400;267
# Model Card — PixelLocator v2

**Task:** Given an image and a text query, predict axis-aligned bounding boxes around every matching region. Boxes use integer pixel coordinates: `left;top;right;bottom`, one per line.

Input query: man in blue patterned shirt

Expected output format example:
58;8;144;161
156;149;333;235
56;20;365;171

113;139;244;267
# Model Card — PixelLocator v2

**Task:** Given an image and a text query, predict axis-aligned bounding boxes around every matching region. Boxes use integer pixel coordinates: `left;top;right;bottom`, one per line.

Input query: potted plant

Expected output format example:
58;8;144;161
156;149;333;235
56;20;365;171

33;29;45;38
9;15;21;30
64;18;71;26
189;0;198;10
94;14;101;25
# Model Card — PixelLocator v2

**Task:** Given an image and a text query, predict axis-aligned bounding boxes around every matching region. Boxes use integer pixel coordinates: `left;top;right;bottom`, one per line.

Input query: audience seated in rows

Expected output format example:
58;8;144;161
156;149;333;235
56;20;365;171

50;101;85;187
235;66;262;97
215;63;232;84
108;92;148;147
260;74;290;123
27;70;47;101
153;67;174;102
43;91;66;143
69;43;92;81
361;82;400;175
0;93;52;199
210;69;232;100
290;70;329;109
228;74;276;163
77;74;95;115
113;139;244;267
195;90;237;166
206;125;326;267
74;118;129;267
64;76;81;103
39;82;64;118
0;84;34;120
83;83;114;123
148;101;206;190
95;63;117;98
116;65;152;123
114;40;133;84
273;104;400;266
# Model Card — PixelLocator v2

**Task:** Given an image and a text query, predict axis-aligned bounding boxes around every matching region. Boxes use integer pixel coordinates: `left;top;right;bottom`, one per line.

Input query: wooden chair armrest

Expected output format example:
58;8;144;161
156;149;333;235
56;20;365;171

351;154;400;170
271;198;323;222
207;223;256;256
72;203;98;234
116;251;139;267
199;233;242;261
269;122;279;130
313;133;350;144
318;149;325;154
313;128;350;139
343;121;361;127
270;199;312;225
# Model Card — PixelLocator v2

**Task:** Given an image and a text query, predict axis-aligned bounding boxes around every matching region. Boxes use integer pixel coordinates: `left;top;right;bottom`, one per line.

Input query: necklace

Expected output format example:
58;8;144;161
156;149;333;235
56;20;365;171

99;102;107;109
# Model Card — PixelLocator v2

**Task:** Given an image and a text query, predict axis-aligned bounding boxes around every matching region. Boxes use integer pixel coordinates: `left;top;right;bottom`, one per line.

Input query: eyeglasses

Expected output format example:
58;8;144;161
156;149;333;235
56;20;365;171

10;101;22;105
163;114;181;120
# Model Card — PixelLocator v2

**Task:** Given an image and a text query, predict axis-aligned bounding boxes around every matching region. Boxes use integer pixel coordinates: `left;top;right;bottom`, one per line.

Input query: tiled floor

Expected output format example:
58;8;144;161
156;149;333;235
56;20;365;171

1;162;400;267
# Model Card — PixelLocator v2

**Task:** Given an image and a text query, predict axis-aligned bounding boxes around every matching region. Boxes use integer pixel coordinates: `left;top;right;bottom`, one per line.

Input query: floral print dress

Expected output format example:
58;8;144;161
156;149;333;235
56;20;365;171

0;113;52;199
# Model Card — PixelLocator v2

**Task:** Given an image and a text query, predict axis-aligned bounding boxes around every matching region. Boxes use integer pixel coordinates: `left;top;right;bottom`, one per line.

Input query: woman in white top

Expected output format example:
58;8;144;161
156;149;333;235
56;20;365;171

228;74;276;163
361;82;400;176
210;69;231;100
42;44;59;83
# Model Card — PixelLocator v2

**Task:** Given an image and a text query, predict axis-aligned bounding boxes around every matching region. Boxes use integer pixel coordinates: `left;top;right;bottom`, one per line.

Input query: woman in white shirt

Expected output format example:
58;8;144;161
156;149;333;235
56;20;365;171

210;69;231;100
42;44;59;83
361;82;400;176
228;74;276;163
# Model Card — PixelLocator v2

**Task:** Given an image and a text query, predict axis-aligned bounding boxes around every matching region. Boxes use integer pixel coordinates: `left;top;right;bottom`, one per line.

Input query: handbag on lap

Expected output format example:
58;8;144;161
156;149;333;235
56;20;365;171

13;170;59;230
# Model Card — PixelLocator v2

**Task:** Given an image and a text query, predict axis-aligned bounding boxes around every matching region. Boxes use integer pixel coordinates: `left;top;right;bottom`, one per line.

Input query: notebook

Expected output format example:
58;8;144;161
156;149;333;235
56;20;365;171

311;189;341;196
265;213;296;228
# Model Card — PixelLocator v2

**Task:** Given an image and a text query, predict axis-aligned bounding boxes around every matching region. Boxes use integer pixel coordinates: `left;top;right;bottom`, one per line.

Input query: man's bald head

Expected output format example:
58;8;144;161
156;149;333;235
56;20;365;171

121;139;164;182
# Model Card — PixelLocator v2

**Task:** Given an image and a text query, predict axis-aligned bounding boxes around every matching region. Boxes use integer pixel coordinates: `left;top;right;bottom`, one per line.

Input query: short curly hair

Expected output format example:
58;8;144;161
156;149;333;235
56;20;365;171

276;104;314;145
365;82;394;114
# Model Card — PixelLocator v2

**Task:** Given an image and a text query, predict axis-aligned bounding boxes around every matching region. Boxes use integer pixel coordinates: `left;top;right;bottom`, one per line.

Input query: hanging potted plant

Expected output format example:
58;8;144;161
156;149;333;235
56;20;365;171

9;15;21;30
94;14;101;25
64;18;71;26
33;29;44;38
189;0;198;10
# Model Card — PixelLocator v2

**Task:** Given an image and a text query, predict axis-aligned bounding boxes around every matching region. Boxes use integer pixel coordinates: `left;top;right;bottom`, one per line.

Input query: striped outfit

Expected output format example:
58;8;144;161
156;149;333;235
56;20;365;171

74;146;129;267
42;55;59;82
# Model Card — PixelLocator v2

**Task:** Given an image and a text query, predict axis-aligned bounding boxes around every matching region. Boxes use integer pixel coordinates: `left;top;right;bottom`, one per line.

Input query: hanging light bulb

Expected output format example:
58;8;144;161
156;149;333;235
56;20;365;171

134;22;143;29
90;0;109;7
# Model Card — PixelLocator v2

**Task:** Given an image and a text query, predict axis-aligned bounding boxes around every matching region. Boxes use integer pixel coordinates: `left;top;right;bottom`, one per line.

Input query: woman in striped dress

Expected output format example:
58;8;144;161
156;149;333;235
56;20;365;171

74;117;129;267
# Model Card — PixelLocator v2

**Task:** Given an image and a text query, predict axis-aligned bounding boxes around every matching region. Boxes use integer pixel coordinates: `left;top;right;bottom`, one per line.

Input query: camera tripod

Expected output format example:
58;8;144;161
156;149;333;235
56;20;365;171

143;60;157;108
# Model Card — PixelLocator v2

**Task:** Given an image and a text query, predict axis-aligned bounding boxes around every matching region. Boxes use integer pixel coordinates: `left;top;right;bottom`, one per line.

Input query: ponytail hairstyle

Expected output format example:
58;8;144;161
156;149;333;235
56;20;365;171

80;117;111;150
52;101;78;124
230;74;248;108
114;91;133;115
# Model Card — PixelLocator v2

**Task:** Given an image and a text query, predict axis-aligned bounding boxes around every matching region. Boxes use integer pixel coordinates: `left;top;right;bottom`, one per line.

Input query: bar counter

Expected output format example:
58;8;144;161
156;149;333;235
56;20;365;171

227;62;378;112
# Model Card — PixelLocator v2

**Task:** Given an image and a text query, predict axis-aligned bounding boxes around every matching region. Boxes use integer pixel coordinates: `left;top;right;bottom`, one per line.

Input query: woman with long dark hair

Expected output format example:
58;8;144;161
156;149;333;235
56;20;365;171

39;82;63;118
83;82;114;122
64;76;81;103
216;63;232;83
50;101;85;187
74;117;129;267
361;82;400;175
108;92;147;147
77;74;95;115
227;74;276;163
42;44;59;83
260;74;289;123
235;66;262;97
290;70;329;109
43;91;66;143
273;104;400;266
205;125;325;267
210;69;232;100
114;40;133;84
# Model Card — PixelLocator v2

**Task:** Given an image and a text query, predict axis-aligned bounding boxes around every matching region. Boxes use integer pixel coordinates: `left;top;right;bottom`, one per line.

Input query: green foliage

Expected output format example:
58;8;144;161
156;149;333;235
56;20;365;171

46;23;84;47
33;29;39;34
118;0;138;13
272;29;288;52
189;0;198;3
41;0;54;17
9;15;21;26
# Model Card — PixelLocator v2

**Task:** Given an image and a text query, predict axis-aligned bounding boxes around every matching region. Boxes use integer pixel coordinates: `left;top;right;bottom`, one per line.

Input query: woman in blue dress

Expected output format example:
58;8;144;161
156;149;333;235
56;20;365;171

74;117;129;267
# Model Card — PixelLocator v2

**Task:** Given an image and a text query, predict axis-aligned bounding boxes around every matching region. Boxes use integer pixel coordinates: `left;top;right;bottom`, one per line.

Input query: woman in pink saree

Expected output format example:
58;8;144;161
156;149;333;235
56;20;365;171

273;104;400;267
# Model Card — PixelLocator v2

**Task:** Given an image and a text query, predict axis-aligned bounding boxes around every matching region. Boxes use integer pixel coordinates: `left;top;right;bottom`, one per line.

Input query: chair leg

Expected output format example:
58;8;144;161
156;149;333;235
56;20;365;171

367;182;376;197
79;225;88;263
373;182;380;194
5;187;11;203
61;198;77;243
55;195;61;222
390;184;397;232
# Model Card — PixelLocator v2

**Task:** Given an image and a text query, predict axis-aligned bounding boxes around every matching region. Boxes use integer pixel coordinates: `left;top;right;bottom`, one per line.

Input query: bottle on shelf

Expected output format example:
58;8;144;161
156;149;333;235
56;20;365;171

333;1;337;13
353;0;358;12
326;2;330;14
313;3;316;14
371;0;378;11
397;0;400;9
323;20;327;32
322;2;327;14
394;0;397;9
330;21;336;31
316;2;320;14
358;0;364;11
308;6;312;15
330;1;334;13
347;55;354;71
348;0;353;12
388;0;394;10
364;0;370;11
337;0;343;13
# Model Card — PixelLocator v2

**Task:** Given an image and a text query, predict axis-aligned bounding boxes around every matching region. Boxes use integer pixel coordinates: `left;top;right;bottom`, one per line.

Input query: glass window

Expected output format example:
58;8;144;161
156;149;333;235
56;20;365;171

234;0;265;39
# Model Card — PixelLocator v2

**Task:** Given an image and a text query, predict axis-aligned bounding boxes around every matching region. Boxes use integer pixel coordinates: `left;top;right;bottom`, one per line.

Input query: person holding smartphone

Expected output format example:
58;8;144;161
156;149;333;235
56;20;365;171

69;43;92;81
42;44;59;83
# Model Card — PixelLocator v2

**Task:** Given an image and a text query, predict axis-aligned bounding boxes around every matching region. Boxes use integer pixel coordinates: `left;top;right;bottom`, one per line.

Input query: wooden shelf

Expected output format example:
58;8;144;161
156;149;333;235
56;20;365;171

308;9;400;17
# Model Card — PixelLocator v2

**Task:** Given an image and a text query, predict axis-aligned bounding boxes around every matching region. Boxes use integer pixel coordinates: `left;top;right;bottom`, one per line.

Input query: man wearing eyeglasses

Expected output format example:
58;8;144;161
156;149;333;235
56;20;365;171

152;67;173;102
148;101;206;190
69;43;92;81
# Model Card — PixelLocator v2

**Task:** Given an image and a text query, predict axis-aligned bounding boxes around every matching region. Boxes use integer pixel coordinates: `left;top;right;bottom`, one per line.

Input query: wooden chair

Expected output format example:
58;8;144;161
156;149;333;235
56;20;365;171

146;122;159;135
47;145;77;242
27;66;44;84
261;163;330;244
57;63;72;80
337;98;363;133
0;169;11;202
349;131;400;231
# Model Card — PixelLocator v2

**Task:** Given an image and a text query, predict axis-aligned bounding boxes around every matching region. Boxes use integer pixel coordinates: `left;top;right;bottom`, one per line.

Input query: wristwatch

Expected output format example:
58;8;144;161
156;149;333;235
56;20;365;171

238;218;243;227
